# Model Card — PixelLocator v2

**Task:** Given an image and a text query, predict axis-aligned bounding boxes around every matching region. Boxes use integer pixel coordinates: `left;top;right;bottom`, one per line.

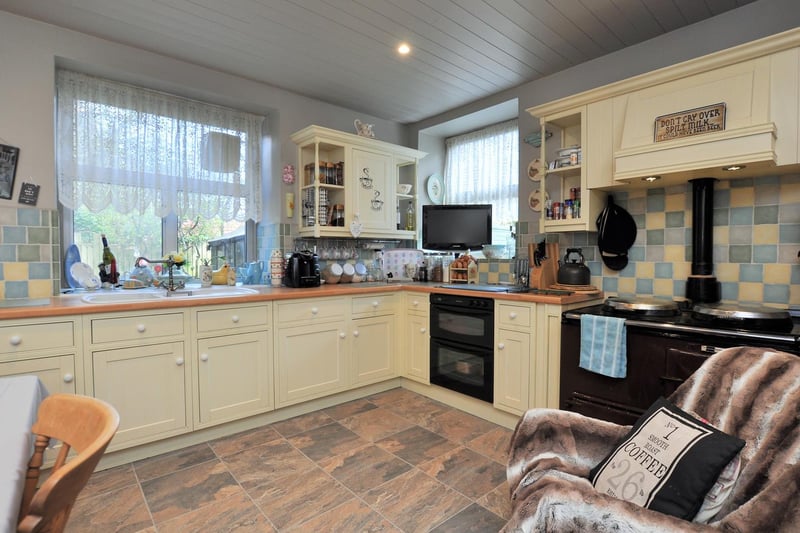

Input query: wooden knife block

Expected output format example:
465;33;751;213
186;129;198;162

528;242;559;289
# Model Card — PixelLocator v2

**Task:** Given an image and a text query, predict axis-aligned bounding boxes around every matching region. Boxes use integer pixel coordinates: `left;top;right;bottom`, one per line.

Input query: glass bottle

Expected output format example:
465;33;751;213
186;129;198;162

405;202;415;231
100;233;118;285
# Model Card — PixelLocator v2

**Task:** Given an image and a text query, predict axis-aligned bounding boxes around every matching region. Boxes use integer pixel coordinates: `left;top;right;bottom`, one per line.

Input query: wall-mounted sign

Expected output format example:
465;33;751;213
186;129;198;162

18;182;40;206
654;103;726;143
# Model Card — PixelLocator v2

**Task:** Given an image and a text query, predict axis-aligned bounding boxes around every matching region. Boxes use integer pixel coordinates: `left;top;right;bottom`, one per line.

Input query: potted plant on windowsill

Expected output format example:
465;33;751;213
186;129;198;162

199;258;213;287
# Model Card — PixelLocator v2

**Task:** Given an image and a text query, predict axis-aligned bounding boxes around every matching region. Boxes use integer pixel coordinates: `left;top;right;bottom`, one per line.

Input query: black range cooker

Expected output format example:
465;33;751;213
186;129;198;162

560;297;800;425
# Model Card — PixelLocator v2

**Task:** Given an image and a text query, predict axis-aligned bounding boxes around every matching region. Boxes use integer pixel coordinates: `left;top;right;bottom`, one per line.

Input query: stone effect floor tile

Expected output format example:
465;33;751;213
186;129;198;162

67;388;513;533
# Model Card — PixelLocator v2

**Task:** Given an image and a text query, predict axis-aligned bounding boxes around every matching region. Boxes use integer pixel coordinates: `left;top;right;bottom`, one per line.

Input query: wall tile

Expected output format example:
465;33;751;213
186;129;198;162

4;281;29;298
754;206;779;224
753;225;778;245
3;226;26;244
654;263;673;278
18;208;40;226
739;264;763;282
728;226;751;245
752;245;777;263
779;224;800;243
665;211;684;228
729;245;752;263
779;203;800;224
729;207;753;225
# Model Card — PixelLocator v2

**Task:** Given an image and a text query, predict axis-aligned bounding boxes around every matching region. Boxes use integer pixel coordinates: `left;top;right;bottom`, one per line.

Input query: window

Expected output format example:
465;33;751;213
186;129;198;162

443;119;518;249
56;70;264;283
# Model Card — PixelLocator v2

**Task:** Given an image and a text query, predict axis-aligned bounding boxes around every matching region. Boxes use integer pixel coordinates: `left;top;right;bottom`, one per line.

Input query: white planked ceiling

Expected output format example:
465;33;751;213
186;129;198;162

0;0;756;123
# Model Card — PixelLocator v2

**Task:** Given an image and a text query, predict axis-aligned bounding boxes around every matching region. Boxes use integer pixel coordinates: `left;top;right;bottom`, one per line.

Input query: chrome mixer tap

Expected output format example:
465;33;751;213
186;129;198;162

134;255;185;294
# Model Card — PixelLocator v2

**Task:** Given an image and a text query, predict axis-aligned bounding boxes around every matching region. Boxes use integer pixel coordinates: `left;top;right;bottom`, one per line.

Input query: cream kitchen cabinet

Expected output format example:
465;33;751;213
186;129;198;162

84;310;191;450
351;293;397;385
401;292;429;384
494;302;534;415
291;125;425;239
274;297;349;407
193;303;273;428
527;104;608;232
0;317;82;394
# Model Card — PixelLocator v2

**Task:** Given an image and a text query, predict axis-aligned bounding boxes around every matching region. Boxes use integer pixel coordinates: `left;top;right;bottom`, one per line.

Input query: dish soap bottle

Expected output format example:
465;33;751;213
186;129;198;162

405;202;415;231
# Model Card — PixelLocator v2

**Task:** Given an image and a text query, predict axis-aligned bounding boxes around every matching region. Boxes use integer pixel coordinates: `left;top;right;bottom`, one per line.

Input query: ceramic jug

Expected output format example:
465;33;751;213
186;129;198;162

245;261;264;285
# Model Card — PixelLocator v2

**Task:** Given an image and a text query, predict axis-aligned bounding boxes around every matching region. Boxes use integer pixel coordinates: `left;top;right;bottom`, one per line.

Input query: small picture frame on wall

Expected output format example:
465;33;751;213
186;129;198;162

0;144;20;200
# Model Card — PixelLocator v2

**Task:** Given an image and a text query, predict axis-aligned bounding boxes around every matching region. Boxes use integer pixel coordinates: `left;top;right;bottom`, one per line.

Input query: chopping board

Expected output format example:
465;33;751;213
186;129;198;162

528;242;559;290
549;283;601;295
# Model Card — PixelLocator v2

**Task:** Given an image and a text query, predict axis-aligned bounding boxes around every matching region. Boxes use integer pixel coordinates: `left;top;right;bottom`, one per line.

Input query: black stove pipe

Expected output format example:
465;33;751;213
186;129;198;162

686;178;721;303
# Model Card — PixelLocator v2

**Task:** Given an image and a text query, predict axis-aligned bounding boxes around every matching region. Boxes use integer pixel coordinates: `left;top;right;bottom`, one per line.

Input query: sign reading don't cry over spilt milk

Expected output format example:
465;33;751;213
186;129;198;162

654;103;726;142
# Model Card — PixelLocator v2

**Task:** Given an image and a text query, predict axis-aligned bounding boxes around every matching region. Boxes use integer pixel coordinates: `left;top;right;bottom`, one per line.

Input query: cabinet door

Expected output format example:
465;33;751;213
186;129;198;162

197;331;272;426
352;315;395;385
92;342;189;449
0;355;77;394
275;322;347;407
494;329;530;415
351;148;394;232
404;313;429;384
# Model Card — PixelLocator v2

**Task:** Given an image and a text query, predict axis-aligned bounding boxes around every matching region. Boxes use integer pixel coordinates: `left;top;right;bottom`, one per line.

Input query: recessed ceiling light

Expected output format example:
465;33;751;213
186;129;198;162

722;165;746;171
642;175;661;182
397;43;411;55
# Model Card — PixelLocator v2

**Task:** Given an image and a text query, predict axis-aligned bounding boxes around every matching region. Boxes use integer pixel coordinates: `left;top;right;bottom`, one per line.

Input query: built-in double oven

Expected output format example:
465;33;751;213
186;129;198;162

429;293;494;402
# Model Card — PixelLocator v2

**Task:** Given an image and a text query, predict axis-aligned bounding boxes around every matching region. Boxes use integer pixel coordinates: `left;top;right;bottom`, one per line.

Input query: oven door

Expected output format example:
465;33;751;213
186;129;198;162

429;302;494;350
430;337;494;402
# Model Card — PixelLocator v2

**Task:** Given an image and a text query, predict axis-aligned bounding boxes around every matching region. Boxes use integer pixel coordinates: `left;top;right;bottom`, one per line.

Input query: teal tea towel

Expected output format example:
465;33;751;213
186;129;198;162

579;314;627;378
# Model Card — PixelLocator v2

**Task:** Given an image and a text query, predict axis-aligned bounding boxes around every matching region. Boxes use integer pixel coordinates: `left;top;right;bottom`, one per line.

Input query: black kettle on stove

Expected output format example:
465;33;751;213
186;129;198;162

557;248;591;286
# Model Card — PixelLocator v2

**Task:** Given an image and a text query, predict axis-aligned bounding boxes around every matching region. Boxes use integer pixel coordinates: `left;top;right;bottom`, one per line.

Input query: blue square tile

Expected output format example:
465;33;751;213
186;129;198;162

5;281;29;298
628;246;645;262
664;228;684;245
632;213;646;229
779;204;800;224
753;245;777;263
0;245;15;262
627;197;646;215
720;282;739;301
673;279;686;298
730;207;753;225
779;224;800;244
636;278;653;294
646;193;665;212
729;245;752;263
18;208;40;227
0;263;3;280
29;262;51;279
665;211;684;228
763;284;789;304
755;175;780;186
792;265;800;285
754;185;780;206
602;277;619;293
2;227;26;244
655;262;673;278
618;262;637;277
713;189;730;208
739;264;763;282
729;178;754;187
588;261;602;276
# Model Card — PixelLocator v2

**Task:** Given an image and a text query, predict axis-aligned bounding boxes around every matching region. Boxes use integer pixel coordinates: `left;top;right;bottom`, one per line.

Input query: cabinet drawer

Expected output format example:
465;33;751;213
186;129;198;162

196;305;270;334
497;303;532;328
91;313;185;344
0;321;76;355
277;298;344;325
352;293;397;316
405;294;428;313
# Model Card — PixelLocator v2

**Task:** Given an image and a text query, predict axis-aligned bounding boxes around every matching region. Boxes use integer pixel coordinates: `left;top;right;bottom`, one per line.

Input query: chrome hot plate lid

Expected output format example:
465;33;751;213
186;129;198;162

692;302;791;321
603;296;680;316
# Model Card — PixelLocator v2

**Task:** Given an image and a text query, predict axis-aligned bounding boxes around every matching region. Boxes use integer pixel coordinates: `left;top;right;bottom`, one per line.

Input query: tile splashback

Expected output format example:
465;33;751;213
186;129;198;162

0;206;59;299
514;174;800;307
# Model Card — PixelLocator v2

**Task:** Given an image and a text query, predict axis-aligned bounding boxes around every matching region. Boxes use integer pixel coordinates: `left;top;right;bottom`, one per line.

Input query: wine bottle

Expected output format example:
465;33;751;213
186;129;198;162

101;234;118;285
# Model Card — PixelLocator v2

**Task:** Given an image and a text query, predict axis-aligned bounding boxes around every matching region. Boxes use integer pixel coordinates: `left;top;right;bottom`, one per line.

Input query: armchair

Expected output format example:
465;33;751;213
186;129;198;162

503;346;800;532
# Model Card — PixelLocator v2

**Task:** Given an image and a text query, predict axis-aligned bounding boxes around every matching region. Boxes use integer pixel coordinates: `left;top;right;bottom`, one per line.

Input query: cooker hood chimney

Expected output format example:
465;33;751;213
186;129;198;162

686;178;721;303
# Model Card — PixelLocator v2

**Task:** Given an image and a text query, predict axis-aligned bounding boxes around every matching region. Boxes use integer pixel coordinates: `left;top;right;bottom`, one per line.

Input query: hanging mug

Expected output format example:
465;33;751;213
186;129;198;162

371;190;384;210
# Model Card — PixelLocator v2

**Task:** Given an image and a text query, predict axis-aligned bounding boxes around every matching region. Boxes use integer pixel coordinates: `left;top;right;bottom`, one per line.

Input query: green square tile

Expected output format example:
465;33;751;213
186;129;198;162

728;245;752;263
665;211;684;228
18;245;41;262
27;227;50;244
646;229;664;245
754;206;778;224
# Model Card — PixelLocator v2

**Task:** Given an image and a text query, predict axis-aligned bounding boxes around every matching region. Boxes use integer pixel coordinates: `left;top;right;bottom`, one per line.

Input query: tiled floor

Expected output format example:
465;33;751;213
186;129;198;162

67;388;514;532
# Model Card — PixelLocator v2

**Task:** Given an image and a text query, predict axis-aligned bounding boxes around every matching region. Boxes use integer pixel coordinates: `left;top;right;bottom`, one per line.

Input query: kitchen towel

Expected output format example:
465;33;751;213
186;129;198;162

579;314;627;378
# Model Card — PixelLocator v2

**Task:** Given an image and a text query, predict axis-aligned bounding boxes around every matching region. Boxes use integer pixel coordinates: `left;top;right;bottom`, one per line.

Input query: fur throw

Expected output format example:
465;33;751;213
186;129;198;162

504;346;800;532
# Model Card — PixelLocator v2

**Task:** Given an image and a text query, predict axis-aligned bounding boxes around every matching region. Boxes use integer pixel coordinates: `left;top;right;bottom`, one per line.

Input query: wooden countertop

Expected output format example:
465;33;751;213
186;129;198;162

0;283;603;320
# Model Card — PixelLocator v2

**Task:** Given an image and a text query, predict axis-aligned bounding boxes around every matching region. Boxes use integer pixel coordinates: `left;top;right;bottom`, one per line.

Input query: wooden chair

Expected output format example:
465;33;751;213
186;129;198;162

16;394;119;533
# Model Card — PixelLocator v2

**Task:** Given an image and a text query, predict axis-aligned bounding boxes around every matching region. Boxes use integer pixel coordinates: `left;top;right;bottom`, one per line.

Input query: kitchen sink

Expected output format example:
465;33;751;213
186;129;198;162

80;286;259;304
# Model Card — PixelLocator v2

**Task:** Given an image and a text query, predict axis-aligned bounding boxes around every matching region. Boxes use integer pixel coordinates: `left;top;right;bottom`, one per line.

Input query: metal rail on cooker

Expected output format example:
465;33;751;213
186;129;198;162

563;311;798;344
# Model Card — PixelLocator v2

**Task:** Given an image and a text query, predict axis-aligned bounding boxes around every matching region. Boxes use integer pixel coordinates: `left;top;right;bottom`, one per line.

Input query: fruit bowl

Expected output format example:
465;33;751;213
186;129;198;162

481;245;505;259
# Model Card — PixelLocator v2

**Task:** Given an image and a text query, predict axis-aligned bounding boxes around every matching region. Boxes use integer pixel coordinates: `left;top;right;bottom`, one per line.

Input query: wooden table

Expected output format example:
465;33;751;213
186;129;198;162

0;376;48;533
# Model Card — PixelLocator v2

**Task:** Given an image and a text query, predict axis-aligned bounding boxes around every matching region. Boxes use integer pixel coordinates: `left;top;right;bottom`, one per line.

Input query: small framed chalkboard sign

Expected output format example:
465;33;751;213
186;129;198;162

0;144;20;200
18;182;40;206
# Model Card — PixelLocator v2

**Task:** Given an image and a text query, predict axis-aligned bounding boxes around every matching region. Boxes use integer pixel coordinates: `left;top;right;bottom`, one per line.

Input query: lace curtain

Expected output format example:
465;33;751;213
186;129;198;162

56;69;264;222
443;119;519;226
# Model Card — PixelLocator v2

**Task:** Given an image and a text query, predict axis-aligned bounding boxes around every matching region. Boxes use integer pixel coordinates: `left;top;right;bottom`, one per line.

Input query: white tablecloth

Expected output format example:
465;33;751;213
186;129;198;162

0;376;48;533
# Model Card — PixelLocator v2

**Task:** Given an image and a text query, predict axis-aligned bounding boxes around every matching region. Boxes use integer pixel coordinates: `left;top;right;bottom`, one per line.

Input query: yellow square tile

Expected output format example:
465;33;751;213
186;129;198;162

645;212;665;229
617;277;636;295
0;283;4;299
780;181;800;203
636;262;655;279
790;285;800;306
738;282;763;302
664;245;686;262
716;263;739;283
654;279;673;297
673;262;691;279
28;280;53;298
729;186;755;207
713;226;729;245
665;193;686;212
3;263;28;281
764;263;790;284
753;225;778;245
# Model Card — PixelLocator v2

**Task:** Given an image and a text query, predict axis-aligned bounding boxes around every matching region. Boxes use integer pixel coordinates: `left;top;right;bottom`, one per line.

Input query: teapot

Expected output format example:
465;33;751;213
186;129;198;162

557;248;591;286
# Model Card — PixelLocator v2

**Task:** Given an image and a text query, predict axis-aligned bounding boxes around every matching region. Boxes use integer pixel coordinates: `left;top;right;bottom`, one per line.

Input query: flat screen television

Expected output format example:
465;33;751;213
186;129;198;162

422;204;492;251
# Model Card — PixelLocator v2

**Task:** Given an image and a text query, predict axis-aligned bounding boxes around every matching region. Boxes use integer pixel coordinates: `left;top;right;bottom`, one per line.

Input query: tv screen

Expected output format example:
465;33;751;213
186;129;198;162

422;204;492;251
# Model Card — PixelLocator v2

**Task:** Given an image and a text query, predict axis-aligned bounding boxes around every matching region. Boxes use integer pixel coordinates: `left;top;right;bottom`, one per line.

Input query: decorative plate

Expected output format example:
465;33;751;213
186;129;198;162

426;174;444;204
64;243;82;289
528;189;548;212
527;158;544;181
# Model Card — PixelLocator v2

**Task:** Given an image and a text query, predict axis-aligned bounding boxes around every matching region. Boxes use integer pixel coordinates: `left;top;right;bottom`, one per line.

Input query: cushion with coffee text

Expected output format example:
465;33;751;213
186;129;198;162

588;397;745;521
